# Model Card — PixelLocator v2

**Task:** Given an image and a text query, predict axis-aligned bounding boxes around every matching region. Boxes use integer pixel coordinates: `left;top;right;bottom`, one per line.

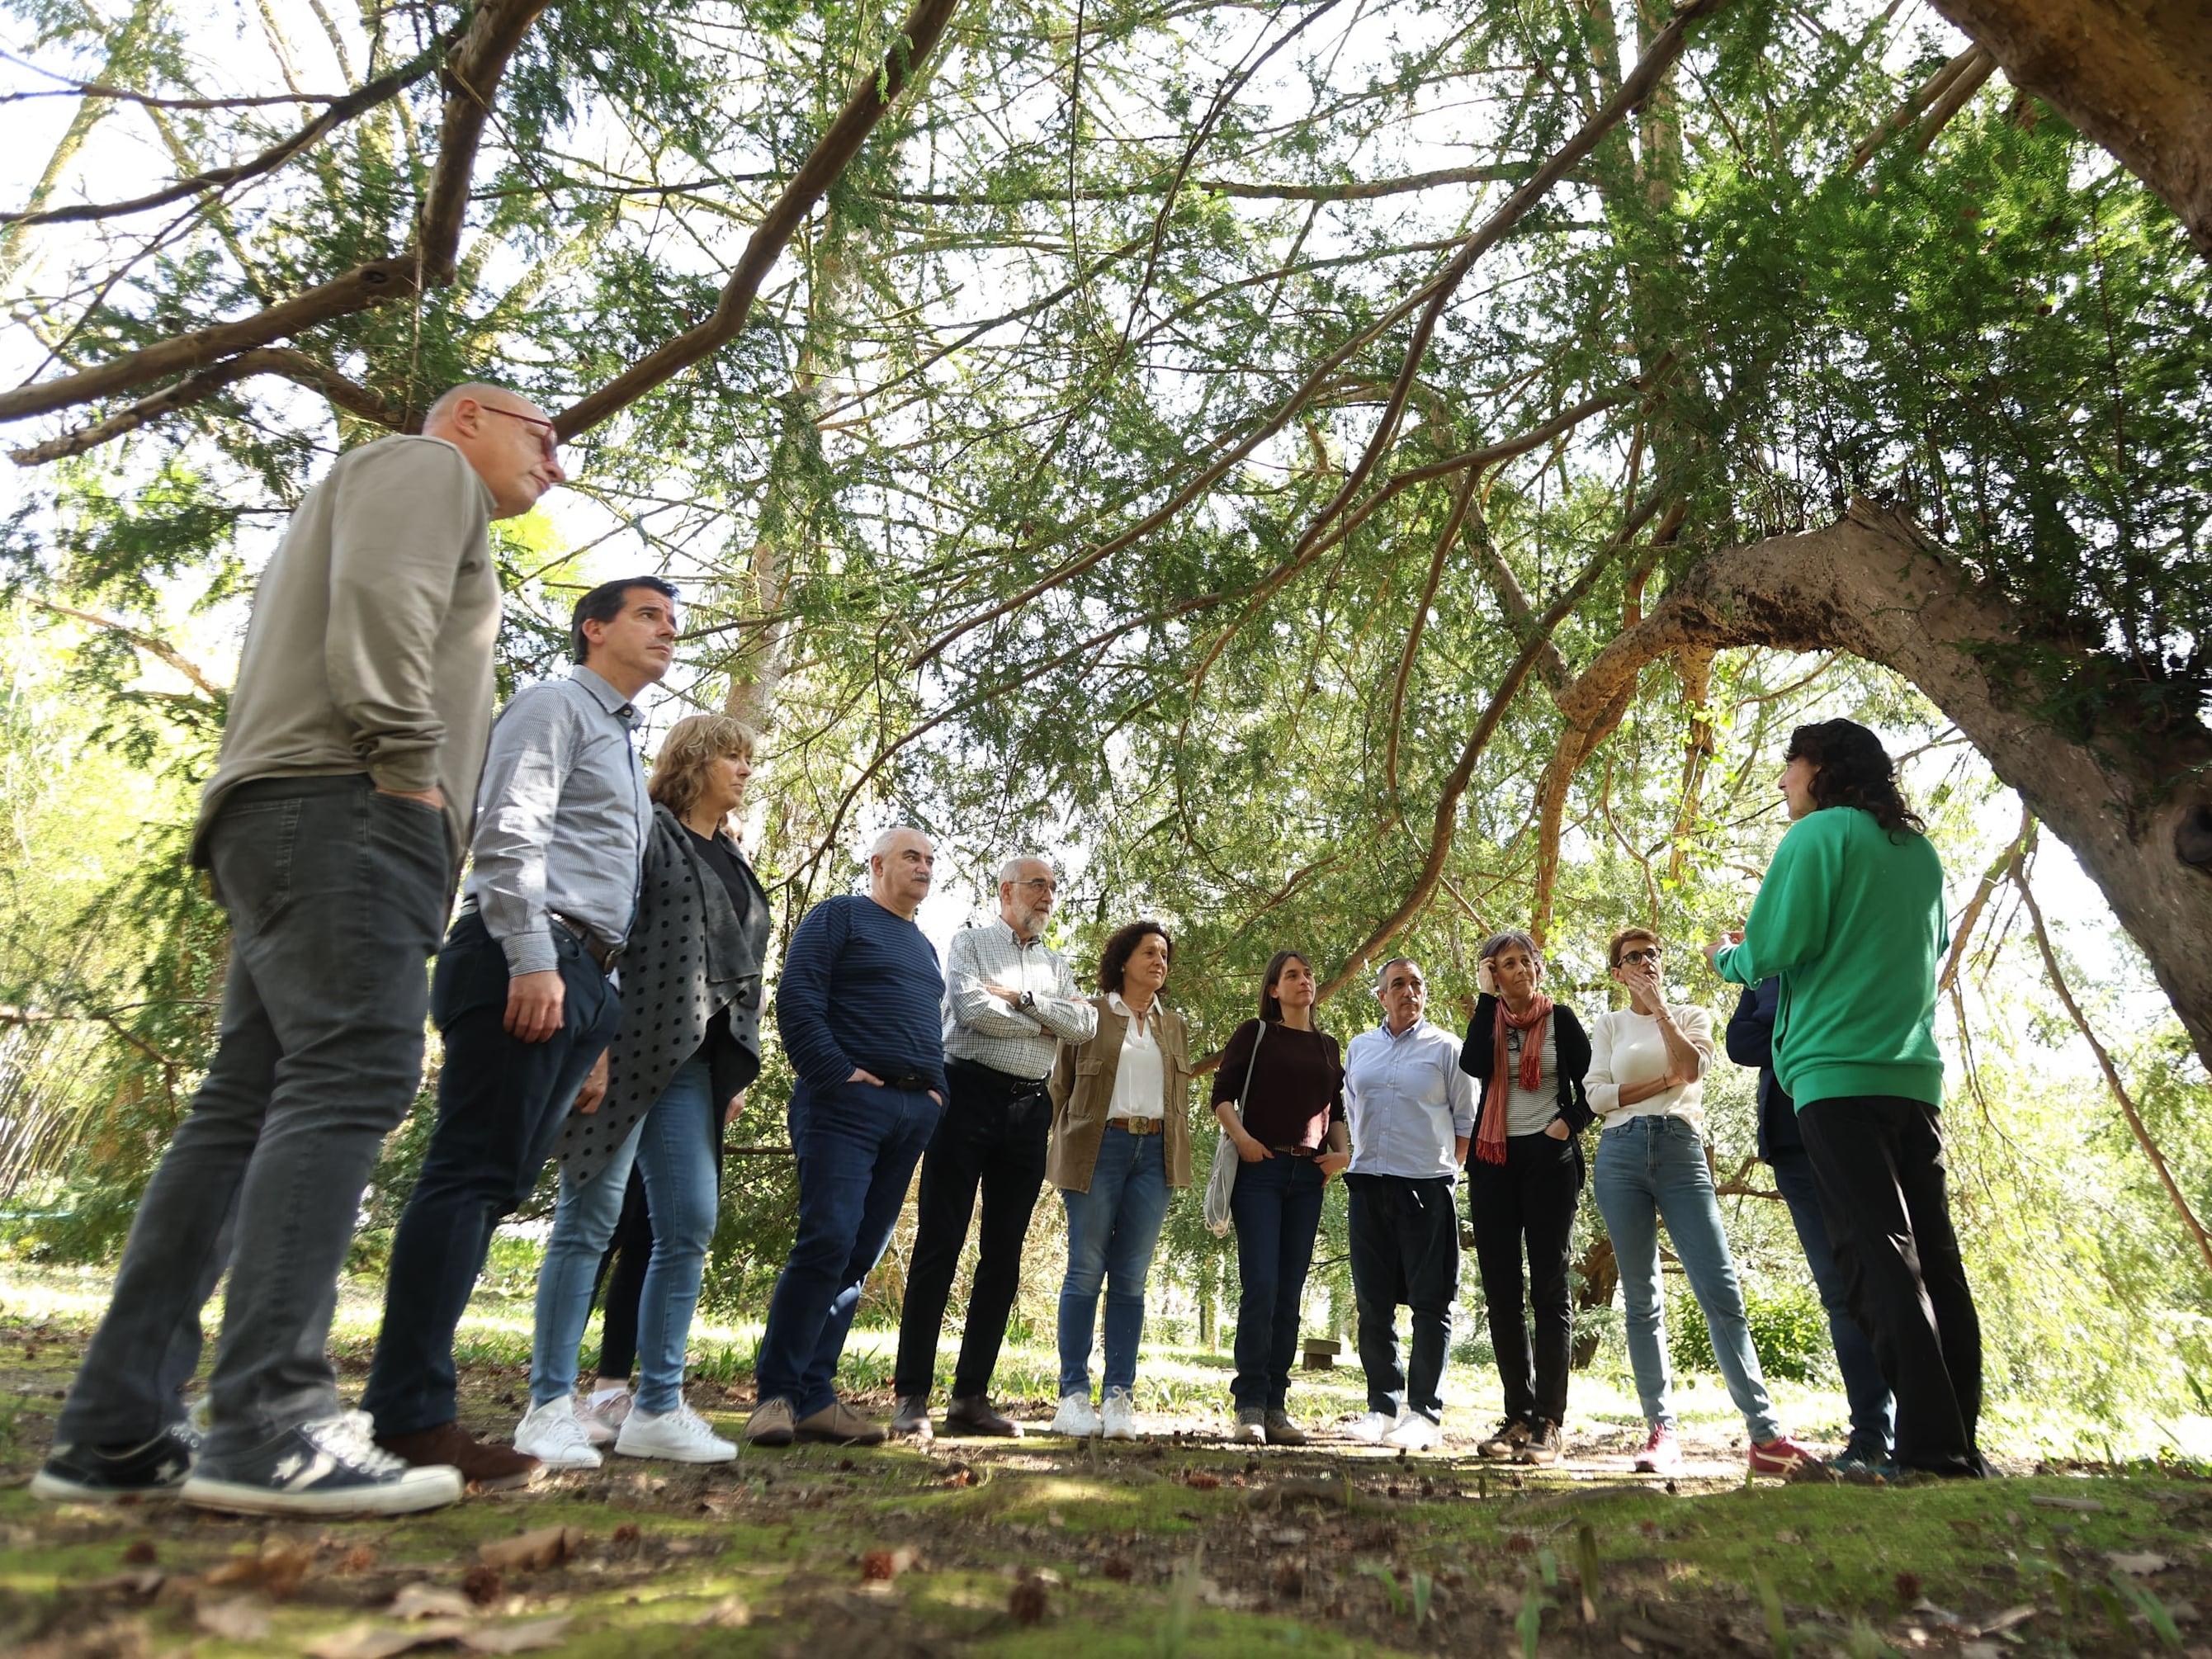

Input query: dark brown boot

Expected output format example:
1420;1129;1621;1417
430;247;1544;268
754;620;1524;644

944;1396;1017;1437
375;1423;539;1492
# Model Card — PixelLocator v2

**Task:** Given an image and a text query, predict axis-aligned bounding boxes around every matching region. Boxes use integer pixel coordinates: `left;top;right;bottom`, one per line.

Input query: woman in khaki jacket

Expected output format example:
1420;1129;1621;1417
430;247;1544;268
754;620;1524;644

1046;920;1193;1439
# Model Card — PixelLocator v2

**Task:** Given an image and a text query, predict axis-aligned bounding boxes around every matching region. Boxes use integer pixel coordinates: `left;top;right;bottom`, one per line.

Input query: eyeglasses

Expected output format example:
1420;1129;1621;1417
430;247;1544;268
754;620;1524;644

1616;948;1663;967
481;404;560;460
1014;877;1056;892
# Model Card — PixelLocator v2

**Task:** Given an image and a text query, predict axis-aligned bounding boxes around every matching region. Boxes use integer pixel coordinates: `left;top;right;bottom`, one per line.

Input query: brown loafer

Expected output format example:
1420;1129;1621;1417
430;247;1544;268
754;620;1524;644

793;1400;886;1446
943;1396;1017;1437
375;1423;539;1492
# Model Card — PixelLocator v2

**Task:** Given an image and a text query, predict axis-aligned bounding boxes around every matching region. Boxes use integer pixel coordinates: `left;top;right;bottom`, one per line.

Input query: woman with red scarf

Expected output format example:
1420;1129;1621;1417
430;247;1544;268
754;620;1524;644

1456;930;1591;1466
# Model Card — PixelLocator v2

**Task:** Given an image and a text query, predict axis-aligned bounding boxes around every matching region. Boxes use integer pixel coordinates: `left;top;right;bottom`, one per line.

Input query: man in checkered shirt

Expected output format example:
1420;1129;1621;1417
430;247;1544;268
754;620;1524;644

890;856;1097;1438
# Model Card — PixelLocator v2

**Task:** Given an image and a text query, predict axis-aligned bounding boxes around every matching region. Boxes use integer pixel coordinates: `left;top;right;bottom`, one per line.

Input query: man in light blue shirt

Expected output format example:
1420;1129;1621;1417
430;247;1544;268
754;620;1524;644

1340;957;1473;1451
364;577;673;1487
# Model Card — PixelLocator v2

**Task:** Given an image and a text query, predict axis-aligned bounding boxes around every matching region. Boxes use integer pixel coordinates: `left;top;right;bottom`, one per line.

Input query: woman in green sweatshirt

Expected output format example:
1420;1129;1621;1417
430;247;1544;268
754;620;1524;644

1706;720;1983;1478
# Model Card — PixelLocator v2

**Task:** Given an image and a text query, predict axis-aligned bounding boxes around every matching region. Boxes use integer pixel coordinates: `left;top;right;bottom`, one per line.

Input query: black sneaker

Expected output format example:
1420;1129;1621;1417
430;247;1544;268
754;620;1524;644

32;1419;200;1502
180;1411;461;1517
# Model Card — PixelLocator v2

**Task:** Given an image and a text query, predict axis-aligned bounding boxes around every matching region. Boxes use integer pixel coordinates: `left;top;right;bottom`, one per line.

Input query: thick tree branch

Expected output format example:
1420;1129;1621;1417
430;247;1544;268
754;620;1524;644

26;598;223;697
553;0;967;437
0;0;548;432
11;347;404;464
2;29;458;228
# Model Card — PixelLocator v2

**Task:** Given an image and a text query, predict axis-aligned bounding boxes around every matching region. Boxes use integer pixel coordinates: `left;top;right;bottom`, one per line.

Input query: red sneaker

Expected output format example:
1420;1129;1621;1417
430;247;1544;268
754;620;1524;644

1748;1434;1823;1477
1632;1422;1683;1476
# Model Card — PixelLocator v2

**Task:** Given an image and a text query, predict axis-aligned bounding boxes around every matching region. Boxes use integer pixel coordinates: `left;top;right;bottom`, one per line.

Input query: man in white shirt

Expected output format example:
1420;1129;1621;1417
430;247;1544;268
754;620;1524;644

891;857;1095;1439
1340;957;1475;1451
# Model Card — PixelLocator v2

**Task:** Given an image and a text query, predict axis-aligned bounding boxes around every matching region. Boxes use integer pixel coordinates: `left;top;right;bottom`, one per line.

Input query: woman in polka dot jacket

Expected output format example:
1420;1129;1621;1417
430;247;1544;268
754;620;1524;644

518;714;771;1468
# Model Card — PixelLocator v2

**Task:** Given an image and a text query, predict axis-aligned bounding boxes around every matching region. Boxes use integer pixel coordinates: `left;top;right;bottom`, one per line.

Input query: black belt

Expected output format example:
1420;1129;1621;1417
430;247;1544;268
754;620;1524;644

867;1071;936;1094
947;1056;1052;1095
457;898;620;974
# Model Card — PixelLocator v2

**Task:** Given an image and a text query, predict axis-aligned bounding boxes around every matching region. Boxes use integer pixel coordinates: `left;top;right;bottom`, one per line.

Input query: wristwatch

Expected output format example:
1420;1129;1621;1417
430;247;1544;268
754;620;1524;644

1019;990;1037;1011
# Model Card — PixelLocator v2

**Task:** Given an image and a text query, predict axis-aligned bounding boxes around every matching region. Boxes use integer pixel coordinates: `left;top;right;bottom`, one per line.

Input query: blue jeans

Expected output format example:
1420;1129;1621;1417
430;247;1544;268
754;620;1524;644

1770;1146;1894;1458
755;1078;942;1419
1592;1115;1780;1442
531;1057;719;1415
1227;1154;1327;1410
1056;1127;1170;1397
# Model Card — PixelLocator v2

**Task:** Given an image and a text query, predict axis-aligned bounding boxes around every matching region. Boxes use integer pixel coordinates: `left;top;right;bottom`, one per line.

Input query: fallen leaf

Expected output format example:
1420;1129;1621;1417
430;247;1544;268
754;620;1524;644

1101;1556;1134;1583
1009;1577;1047;1625
195;1595;272;1641
122;1538;157;1565
2110;1550;2174;1576
860;1545;919;1581
461;1616;574;1653
1973;1605;2039;1636
207;1540;317;1597
460;1564;503;1606
1184;1472;1220;1491
339;1546;379;1574
1773;1530;1801;1544
389;1582;476;1619
692;1596;751;1628
477;1526;584;1572
2029;1495;2105;1513
307;1617;470;1659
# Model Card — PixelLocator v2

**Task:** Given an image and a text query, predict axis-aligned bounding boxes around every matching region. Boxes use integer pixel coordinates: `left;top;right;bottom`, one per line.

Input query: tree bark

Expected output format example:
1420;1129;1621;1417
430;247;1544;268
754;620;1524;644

1926;0;2212;260
1559;502;2212;1070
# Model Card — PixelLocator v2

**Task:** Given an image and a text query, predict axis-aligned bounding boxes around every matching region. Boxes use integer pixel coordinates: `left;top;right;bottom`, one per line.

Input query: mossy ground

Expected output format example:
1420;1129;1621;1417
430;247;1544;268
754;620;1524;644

2;1269;2206;1657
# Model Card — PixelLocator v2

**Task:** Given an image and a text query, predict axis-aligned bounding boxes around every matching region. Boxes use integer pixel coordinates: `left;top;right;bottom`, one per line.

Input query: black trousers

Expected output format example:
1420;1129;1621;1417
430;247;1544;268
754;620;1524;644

1797;1095;1983;1476
589;1169;653;1380
362;912;620;1439
891;1058;1052;1400
1468;1129;1582;1427
1346;1173;1460;1421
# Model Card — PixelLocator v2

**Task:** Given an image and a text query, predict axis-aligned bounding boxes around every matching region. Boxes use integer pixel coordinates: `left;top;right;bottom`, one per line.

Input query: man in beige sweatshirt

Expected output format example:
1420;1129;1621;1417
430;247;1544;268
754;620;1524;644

37;383;565;1520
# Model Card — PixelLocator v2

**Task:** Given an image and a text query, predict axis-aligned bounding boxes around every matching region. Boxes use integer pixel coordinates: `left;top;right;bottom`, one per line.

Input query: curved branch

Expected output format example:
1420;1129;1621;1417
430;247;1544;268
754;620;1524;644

11;347;405;464
0;0;549;432
2;28;459;228
25;598;223;697
554;0;967;437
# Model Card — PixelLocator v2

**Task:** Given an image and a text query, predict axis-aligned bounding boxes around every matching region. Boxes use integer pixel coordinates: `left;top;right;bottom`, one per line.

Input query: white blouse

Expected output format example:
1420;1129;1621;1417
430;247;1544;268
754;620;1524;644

1104;991;1165;1121
1586;1004;1718;1137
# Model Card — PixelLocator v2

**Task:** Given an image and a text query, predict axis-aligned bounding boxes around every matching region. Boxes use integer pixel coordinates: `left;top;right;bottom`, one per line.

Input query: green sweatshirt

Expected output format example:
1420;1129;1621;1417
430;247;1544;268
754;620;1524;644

1713;806;1949;1108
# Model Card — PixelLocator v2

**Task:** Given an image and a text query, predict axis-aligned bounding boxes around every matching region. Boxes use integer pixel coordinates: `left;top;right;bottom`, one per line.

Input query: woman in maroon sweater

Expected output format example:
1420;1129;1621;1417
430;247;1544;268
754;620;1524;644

1212;951;1351;1445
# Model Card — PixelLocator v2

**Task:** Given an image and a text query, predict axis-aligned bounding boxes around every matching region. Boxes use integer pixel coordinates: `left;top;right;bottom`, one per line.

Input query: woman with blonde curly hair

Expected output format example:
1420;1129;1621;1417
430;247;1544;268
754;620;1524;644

517;713;770;1468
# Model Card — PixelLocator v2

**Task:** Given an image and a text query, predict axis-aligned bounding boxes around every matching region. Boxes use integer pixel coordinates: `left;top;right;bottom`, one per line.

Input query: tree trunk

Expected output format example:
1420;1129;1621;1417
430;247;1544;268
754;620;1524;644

1556;502;2212;1070
1926;0;2212;261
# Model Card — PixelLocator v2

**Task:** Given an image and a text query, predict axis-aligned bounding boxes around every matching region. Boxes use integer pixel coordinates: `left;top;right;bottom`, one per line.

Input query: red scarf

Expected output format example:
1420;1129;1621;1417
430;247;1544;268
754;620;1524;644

1477;993;1553;1165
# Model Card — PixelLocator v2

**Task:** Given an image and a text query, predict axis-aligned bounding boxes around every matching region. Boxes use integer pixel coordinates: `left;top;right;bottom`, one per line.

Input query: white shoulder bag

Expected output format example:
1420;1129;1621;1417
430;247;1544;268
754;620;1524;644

1203;1021;1268;1237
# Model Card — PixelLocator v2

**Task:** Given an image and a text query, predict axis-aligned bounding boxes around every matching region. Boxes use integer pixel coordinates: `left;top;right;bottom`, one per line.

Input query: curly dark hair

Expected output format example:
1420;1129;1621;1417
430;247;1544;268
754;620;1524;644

1258;949;1312;1023
1785;719;1926;839
1097;919;1174;995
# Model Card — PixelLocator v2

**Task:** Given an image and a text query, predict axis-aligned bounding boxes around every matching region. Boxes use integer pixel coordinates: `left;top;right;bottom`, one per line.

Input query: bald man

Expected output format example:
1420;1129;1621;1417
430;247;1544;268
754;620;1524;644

36;384;565;1519
746;828;948;1449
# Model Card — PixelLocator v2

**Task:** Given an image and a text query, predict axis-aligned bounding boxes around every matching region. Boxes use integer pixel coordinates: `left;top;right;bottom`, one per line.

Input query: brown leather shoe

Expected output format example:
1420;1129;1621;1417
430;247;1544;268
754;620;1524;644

375;1423;539;1492
944;1396;1017;1437
793;1399;886;1446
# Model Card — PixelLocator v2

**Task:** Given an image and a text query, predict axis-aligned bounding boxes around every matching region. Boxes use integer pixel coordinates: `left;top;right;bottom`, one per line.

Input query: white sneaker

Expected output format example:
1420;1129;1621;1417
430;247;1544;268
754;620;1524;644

1382;1410;1441;1452
1344;1410;1398;1445
513;1397;603;1470
1100;1387;1138;1441
577;1389;631;1447
614;1401;736;1464
1051;1391;1100;1438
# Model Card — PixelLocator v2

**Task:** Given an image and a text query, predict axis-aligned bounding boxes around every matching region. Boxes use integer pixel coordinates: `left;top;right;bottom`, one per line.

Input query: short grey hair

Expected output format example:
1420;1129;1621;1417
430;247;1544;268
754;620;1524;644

998;853;1054;886
870;825;929;861
422;380;530;427
1480;929;1543;971
1374;956;1421;990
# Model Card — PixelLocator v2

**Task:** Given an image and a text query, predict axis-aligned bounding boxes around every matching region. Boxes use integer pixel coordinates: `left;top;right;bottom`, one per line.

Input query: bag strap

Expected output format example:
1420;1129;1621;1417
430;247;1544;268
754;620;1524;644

1230;1020;1268;1122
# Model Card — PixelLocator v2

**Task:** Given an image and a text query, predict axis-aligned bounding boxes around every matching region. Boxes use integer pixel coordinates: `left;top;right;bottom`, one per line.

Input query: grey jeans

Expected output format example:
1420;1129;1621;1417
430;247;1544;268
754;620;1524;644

58;775;450;1461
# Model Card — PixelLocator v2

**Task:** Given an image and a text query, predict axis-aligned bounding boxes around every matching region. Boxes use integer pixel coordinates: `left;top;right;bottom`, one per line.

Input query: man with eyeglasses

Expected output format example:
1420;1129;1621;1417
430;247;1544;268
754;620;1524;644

890;855;1095;1439
36;383;565;1517
364;576;678;1487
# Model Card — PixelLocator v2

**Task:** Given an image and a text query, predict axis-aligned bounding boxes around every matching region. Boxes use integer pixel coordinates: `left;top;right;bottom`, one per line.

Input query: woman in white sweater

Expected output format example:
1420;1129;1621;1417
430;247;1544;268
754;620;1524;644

1586;927;1817;1479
